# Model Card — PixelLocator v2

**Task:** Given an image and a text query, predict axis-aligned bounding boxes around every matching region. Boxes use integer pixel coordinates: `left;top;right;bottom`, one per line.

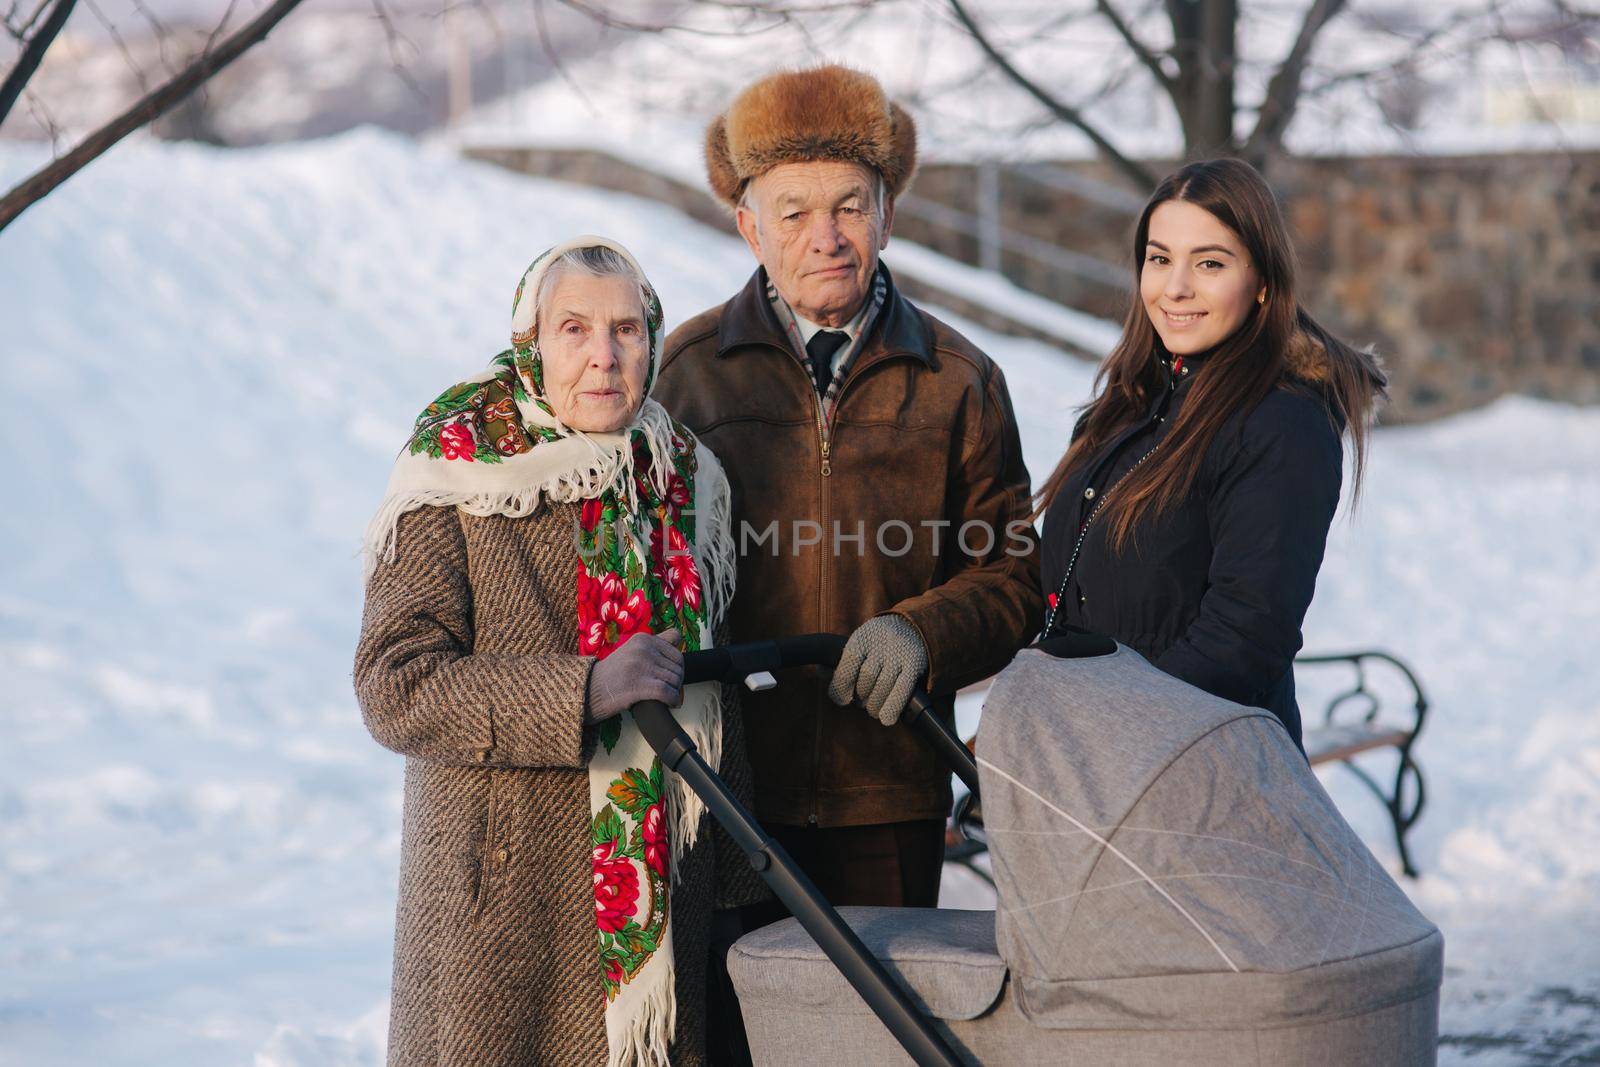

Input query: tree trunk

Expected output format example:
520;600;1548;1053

1165;0;1238;159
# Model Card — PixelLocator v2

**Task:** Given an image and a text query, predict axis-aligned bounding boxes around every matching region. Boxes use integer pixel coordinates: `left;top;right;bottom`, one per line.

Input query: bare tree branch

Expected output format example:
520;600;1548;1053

0;0;75;129
533;0;595;110
23;84;62;150
81;0;153;92
690;0;874;9
1243;0;1347;163
945;0;1158;191
1297;6;1485;101
129;0;173;46
1094;0;1174;94
1491;0;1572;151
368;0;424;98
1034;4;1100;38
129;0;181;78
682;0;878;18
556;0;796;38
558;0;716;33
1353;60;1422;149
11;0;54;38
200;0;240;58
0;0;305;233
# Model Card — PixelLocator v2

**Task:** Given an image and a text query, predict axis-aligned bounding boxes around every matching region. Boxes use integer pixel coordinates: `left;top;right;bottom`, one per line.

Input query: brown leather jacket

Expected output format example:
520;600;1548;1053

656;266;1041;827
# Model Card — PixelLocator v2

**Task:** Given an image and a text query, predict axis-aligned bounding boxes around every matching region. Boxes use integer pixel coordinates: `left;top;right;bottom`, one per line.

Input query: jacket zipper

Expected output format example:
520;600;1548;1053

1041;440;1161;639
795;344;912;823
805;351;875;821
807;361;831;825
816;401;831;477
1042;366;1181;638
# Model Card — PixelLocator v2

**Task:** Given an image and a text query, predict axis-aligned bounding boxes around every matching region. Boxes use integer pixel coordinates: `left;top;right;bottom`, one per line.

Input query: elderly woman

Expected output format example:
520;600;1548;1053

355;236;762;1066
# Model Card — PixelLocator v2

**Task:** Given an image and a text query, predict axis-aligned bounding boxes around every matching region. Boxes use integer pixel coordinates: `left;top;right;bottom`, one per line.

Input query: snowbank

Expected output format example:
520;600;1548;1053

0;131;1595;1064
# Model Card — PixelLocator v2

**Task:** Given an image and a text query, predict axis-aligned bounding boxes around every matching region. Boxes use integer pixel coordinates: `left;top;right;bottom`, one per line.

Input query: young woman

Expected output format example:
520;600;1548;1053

1037;158;1386;747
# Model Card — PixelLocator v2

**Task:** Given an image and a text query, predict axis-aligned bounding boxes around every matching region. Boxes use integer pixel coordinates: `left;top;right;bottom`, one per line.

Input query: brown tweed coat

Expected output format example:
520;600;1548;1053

354;501;765;1067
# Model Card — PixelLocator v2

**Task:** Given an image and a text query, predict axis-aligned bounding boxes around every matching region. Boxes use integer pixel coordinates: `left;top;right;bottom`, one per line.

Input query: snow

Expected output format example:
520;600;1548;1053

879;241;1125;356
0;130;1596;1064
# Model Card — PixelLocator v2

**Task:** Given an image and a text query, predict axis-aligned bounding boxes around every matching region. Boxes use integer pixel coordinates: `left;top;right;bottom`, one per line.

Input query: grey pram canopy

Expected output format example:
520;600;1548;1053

729;644;1442;1064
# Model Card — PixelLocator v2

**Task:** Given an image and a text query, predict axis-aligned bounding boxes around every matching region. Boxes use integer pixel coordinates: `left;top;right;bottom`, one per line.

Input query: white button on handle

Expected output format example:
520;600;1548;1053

743;671;778;692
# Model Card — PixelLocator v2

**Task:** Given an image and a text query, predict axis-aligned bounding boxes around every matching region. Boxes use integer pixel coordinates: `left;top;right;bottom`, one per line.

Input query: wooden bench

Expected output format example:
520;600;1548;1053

945;648;1430;881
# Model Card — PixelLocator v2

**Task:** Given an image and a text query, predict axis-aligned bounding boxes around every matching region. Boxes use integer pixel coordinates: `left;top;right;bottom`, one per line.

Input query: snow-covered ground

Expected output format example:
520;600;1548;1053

0;131;1595;1065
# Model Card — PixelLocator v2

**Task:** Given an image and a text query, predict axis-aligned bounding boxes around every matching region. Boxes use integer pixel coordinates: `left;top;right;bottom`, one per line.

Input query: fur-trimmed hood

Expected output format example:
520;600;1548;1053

1284;321;1389;404
704;64;917;208
1284;327;1330;383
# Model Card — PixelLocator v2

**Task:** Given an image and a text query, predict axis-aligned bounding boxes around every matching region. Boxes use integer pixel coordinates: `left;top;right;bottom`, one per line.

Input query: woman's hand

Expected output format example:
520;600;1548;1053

586;628;685;723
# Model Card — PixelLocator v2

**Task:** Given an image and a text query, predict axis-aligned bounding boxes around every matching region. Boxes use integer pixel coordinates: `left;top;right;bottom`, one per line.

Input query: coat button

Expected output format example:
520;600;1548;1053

1083;487;1096;500
495;846;510;864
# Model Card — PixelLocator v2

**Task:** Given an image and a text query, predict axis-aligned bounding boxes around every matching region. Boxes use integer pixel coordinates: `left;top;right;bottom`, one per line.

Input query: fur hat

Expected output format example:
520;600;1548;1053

704;65;918;209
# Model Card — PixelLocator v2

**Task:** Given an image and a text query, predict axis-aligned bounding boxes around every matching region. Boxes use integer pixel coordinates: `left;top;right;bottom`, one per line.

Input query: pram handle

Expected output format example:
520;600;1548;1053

683;633;980;798
681;632;848;682
631;698;964;1067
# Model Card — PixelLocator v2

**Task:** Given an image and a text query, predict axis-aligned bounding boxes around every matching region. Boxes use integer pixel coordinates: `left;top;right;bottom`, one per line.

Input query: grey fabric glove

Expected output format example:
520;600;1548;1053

586;628;684;723
827;615;929;726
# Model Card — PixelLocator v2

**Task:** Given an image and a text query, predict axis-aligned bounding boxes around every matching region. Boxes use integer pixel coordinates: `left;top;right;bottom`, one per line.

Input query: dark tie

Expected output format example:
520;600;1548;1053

806;329;849;396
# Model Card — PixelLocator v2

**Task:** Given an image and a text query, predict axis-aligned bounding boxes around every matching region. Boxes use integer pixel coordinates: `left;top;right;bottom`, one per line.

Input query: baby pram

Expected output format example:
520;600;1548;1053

636;632;1442;1066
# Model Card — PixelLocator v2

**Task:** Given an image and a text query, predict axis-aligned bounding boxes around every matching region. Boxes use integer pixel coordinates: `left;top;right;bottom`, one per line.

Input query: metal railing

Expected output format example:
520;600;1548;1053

895;160;1139;292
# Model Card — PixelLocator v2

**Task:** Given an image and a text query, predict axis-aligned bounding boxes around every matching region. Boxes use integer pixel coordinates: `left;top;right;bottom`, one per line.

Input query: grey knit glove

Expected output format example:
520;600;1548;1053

586;628;684;723
827;615;929;726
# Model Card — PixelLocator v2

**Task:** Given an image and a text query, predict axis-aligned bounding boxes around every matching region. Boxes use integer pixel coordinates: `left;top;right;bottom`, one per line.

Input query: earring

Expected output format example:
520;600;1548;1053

1257;290;1266;305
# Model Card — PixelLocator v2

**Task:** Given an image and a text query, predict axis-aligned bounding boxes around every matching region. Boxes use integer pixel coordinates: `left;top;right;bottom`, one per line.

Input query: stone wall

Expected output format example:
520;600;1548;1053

1278;152;1599;419
902;153;1600;421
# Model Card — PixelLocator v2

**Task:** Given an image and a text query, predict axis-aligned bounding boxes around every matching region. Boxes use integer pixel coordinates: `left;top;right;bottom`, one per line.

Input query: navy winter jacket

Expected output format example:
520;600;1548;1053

1041;341;1345;746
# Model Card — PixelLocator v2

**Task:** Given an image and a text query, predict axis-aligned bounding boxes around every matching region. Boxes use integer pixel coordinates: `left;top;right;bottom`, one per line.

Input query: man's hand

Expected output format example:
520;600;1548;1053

586;628;684;723
827;615;929;726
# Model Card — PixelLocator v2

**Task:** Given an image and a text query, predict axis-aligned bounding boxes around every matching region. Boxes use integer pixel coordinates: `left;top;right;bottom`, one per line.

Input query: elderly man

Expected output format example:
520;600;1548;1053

655;65;1039;916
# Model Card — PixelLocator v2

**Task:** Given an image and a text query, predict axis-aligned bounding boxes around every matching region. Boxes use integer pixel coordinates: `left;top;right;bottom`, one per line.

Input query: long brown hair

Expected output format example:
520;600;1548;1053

1034;158;1386;552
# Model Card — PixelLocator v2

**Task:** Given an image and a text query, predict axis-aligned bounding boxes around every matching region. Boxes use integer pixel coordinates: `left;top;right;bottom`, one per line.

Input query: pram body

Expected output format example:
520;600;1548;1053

723;640;1442;1065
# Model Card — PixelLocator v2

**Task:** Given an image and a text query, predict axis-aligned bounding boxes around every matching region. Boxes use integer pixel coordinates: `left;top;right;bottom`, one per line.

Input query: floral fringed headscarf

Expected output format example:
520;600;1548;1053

363;236;735;1067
